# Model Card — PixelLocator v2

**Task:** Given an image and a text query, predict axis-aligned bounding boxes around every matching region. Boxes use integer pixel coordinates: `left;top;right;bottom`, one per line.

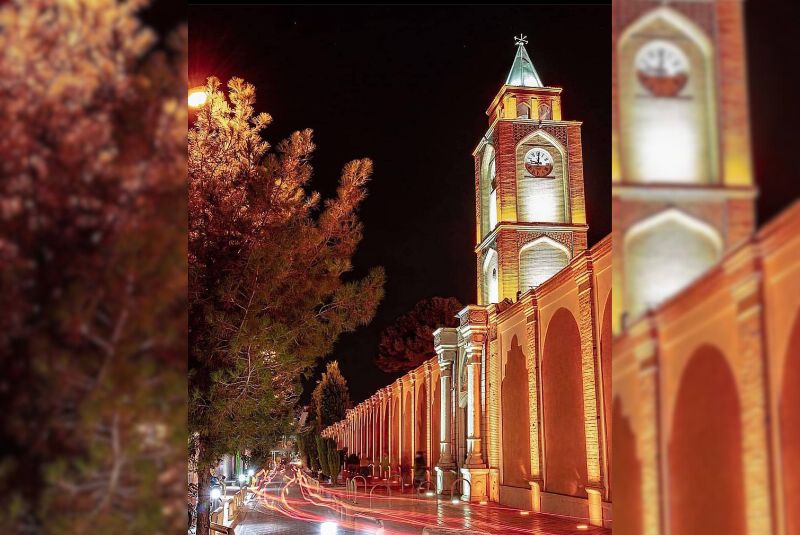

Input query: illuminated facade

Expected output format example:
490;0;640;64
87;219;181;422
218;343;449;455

612;2;800;535
322;40;613;528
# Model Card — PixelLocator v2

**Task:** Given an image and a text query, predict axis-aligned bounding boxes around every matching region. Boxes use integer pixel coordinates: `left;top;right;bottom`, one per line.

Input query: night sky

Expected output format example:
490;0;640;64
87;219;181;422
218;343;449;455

188;3;799;404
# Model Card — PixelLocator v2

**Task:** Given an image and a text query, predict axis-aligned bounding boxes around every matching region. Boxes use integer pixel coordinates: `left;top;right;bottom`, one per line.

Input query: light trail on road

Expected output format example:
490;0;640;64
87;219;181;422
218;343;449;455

245;467;608;534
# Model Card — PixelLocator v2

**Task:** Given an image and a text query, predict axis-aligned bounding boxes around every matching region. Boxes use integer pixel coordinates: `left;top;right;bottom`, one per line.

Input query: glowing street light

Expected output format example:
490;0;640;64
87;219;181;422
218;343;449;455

188;87;208;108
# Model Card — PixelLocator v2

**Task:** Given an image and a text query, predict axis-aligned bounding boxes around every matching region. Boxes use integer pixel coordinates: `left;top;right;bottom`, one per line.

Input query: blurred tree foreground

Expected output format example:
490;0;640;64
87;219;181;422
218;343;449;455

0;0;187;533
188;78;384;533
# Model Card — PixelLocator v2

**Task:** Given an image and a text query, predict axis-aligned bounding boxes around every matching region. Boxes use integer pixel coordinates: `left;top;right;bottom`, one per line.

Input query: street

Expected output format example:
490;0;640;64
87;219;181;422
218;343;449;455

232;468;610;535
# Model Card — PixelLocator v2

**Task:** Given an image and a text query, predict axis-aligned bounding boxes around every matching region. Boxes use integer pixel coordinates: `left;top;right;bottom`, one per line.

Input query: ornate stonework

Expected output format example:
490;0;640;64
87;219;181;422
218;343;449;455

513;122;568;147
518;230;574;252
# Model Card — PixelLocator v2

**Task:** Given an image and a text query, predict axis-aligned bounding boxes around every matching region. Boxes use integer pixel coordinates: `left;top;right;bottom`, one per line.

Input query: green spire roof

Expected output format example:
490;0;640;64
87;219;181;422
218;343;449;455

505;36;543;88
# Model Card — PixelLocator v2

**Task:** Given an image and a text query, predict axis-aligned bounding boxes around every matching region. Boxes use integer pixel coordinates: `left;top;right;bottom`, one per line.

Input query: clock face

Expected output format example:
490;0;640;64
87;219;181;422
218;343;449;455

635;40;689;97
524;148;554;177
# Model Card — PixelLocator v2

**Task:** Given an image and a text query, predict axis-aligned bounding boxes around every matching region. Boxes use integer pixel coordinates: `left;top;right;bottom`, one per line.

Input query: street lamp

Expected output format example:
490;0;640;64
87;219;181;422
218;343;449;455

188;86;208;108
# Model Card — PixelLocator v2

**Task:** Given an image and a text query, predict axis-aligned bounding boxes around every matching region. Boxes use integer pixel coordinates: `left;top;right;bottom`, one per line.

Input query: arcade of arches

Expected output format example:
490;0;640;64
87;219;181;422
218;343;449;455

323;237;612;527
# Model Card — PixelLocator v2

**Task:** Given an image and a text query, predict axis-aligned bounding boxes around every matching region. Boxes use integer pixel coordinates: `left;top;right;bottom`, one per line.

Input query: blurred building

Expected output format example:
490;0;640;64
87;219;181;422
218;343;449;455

613;1;798;534
323;40;613;528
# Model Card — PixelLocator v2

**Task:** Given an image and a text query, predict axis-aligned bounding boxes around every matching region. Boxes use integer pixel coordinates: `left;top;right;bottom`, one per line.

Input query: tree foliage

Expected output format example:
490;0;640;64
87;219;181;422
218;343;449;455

375;297;463;373
0;1;187;533
188;77;384;531
327;443;342;483
312;361;351;430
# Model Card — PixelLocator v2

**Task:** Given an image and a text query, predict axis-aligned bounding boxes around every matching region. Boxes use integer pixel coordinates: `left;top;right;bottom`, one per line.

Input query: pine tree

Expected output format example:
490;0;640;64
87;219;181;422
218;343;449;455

312;361;351;430
326;438;342;484
188;77;385;534
0;2;187;533
315;435;331;480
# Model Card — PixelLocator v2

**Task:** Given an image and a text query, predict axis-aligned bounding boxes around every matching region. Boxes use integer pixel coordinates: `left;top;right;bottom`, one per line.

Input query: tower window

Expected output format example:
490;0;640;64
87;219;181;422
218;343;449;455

539;102;552;121
517;102;531;119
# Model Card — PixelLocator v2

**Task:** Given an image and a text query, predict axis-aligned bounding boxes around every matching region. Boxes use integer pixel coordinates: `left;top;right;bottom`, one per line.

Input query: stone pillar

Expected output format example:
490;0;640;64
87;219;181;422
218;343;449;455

434;327;458;495
459;305;489;502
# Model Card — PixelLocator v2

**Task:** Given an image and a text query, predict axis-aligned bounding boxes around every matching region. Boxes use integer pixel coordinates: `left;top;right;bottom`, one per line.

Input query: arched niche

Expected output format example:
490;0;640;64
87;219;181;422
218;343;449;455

501;334;531;487
519;236;571;291
403;387;413;467
668;345;745;535
516;130;568;223
617;7;718;184
415;378;426;456
600;291;613;481
479;143;497;238
624;209;721;319
482;248;499;305
542;308;588;497
781;310;800;535
612;398;642;535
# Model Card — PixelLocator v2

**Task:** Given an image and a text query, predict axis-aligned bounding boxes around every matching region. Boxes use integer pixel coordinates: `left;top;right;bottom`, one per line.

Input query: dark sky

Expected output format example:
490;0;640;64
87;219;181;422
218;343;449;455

188;3;799;404
745;1;800;226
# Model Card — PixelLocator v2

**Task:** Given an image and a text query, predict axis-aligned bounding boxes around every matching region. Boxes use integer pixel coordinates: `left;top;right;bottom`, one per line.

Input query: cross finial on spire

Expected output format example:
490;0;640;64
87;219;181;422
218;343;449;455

514;34;528;47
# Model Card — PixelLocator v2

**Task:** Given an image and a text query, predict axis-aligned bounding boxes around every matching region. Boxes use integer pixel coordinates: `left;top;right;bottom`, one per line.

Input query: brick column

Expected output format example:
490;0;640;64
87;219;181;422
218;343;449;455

577;264;604;526
486;305;501;502
634;314;663;535
434;327;458;494
371;397;377;470
425;362;433;475
388;388;394;477
410;373;417;469
733;263;775;535
396;380;403;471
378;390;385;477
522;292;544;511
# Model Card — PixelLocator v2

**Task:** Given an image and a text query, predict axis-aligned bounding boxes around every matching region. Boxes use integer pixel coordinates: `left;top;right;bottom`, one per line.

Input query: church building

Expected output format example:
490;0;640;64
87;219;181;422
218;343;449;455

323;37;613;528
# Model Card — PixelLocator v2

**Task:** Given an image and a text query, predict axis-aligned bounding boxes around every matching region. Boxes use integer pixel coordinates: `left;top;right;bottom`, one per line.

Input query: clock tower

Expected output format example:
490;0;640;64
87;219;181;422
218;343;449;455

475;37;588;305
612;1;756;331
